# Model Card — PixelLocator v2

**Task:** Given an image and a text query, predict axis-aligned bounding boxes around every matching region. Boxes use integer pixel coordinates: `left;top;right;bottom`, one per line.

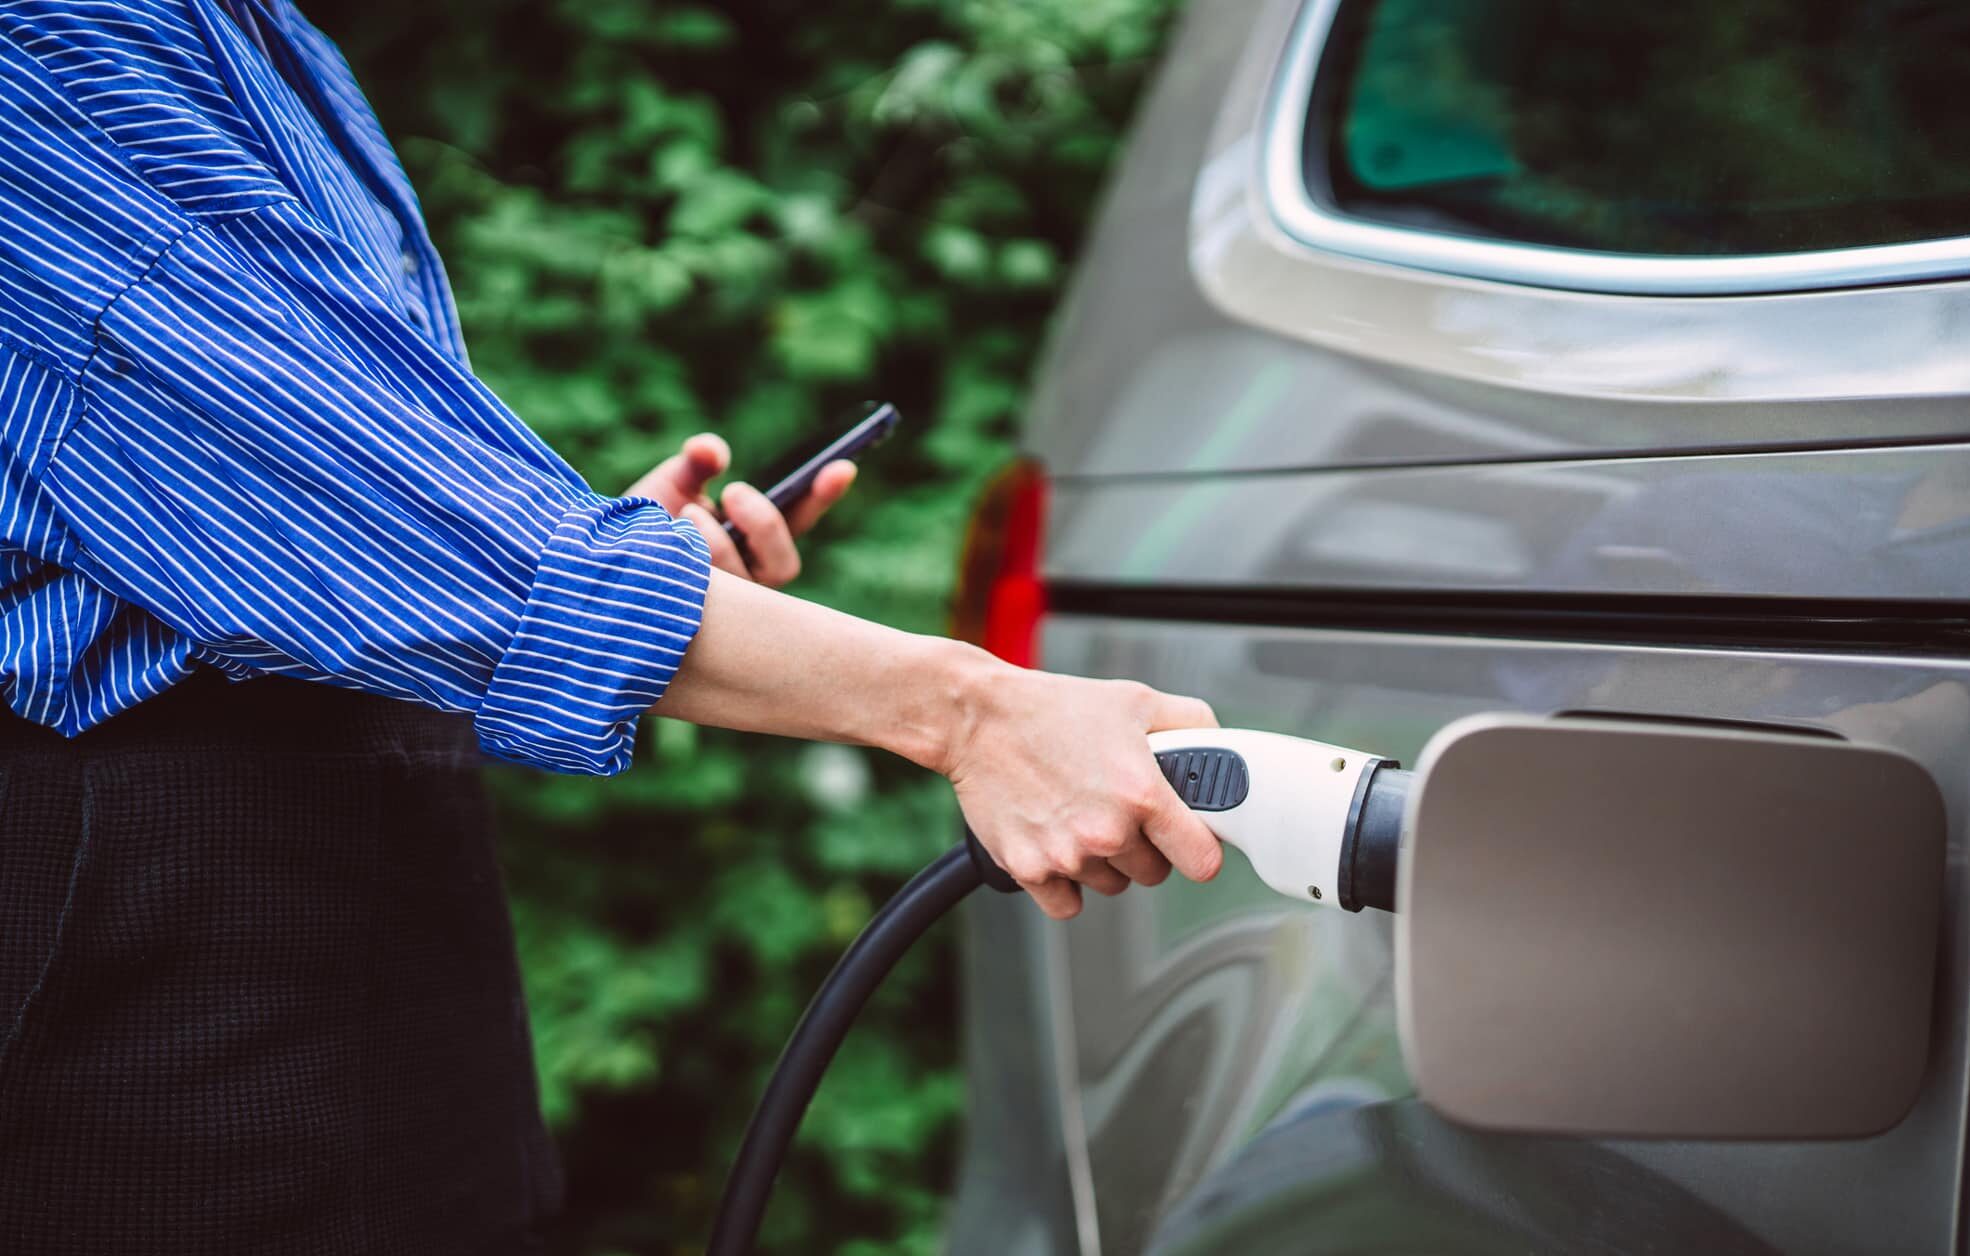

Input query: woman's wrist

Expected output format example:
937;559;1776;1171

880;636;1006;777
653;571;1014;773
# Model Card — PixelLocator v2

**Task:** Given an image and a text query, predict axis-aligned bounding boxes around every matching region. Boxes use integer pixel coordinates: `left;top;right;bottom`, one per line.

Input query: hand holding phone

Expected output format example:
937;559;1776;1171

625;408;896;585
721;402;900;542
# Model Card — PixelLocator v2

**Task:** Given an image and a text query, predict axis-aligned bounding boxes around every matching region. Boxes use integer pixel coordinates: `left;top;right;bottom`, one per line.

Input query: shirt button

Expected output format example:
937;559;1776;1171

399;251;419;277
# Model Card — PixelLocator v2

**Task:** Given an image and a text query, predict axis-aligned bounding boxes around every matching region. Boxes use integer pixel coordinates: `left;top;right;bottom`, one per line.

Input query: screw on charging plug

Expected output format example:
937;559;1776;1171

1307;885;1322;900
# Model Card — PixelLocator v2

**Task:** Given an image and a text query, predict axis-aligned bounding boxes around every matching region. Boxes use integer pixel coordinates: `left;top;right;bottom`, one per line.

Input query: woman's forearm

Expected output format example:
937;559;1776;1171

653;570;994;774
653;569;1225;920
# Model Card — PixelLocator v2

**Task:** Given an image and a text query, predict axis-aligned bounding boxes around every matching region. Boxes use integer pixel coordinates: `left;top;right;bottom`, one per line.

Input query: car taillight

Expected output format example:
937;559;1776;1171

951;458;1048;667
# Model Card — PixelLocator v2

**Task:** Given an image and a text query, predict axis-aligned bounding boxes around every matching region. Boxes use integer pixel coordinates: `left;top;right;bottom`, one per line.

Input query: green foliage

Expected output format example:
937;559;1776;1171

310;1;1178;1250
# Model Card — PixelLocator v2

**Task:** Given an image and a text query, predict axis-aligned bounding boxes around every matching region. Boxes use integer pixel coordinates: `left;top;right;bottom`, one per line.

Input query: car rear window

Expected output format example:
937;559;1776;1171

1309;0;1970;257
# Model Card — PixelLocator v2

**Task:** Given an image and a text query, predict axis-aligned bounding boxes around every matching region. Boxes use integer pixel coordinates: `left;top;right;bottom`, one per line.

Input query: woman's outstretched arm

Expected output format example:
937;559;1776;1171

655;570;1224;919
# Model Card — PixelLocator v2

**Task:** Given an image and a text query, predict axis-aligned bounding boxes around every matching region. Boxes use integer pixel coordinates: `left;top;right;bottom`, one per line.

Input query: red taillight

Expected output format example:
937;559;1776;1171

952;458;1048;667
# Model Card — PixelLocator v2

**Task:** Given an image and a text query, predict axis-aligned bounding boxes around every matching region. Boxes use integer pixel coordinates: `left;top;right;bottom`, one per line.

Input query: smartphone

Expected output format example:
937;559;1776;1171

722;402;901;541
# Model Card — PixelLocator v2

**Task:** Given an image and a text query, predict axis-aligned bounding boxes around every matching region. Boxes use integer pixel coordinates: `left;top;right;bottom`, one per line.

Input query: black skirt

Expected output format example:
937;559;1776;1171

0;672;561;1254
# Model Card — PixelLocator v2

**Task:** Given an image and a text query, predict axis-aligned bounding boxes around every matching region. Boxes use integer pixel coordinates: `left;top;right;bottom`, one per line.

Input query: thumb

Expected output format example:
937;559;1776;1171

626;433;730;512
1140;777;1223;883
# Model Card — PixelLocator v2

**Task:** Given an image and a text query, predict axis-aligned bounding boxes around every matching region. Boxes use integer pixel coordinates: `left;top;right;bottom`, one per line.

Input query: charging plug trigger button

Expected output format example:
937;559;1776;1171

1154;748;1250;811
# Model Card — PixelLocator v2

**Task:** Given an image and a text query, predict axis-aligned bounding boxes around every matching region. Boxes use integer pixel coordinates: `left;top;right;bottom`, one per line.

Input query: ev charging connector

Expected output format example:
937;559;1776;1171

1146;728;1410;913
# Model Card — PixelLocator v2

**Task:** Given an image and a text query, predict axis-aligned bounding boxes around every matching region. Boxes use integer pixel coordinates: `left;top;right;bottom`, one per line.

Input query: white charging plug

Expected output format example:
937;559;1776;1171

1148;728;1406;909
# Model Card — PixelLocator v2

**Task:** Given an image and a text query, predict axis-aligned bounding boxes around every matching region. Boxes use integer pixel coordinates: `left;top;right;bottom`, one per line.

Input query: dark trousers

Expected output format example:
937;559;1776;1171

0;672;561;1254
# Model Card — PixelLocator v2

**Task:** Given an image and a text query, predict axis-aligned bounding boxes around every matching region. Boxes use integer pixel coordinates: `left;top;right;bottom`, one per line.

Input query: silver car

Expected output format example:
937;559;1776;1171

948;1;1970;1252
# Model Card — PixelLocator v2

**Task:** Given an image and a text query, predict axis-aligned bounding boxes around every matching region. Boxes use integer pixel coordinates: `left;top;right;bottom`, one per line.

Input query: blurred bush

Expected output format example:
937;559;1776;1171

310;0;1178;1250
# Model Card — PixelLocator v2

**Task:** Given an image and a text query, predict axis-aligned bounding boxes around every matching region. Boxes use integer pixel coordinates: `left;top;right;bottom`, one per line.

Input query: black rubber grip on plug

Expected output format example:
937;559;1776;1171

963;826;1021;894
1154;747;1250;812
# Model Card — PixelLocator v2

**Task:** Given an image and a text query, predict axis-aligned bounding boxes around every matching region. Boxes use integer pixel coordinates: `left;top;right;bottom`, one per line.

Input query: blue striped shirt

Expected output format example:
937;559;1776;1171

0;0;713;774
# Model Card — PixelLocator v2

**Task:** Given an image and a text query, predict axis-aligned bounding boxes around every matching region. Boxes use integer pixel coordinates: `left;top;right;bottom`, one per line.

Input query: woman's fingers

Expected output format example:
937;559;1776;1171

1077;859;1132;897
681;474;832;588
785;461;857;536
1129;685;1222;881
948;671;1226;922
1141;783;1223;884
720;481;801;587
626;433;729;513
1143;687;1218;733
1026;878;1083;921
1108;839;1173;888
628;437;857;588
680;503;749;578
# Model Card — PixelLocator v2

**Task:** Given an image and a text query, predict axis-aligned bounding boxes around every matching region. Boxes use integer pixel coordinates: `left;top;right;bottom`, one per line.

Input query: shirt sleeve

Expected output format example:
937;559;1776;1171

42;200;712;775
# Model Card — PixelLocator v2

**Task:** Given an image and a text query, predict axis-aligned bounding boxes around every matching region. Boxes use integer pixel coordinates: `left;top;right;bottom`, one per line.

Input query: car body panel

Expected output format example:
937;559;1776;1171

951;0;1970;1251
1036;620;1970;1256
1046;446;1970;601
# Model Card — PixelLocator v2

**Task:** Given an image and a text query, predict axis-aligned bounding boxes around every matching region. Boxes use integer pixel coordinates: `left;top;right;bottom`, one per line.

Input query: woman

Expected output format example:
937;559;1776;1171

0;2;1222;1252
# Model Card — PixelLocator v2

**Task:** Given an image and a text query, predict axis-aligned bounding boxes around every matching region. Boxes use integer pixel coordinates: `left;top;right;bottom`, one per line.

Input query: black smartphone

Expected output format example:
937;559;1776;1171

722;402;900;540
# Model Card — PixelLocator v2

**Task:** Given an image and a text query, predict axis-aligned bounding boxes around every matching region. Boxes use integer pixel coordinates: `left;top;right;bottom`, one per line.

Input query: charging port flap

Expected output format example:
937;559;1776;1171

1397;712;1945;1140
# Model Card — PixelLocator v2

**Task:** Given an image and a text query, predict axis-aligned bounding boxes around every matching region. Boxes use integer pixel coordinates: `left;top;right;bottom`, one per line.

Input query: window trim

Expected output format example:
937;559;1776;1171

1264;0;1970;296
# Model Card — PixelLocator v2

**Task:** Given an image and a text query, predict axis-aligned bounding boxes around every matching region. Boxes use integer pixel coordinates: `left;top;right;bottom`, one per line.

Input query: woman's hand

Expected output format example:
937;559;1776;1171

625;432;856;588
654;573;1226;922
938;665;1224;919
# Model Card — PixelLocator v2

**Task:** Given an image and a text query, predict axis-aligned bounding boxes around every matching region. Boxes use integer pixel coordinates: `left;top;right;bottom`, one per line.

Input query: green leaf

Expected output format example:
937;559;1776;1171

711;861;826;967
668;168;770;237
922;224;991;281
648;7;737;48
998;237;1058;287
769;277;897;380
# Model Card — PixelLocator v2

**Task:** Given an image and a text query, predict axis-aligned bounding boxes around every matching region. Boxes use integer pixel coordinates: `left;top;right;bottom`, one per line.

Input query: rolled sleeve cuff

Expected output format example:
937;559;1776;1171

475;494;713;775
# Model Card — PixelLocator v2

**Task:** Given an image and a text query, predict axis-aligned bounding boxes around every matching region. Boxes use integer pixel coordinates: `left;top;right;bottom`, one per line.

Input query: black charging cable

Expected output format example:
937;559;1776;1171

705;760;1407;1253
705;833;1013;1256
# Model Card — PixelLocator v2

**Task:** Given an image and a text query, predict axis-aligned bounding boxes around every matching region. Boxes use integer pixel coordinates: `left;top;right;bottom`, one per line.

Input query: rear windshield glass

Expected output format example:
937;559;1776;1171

1310;0;1970;256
